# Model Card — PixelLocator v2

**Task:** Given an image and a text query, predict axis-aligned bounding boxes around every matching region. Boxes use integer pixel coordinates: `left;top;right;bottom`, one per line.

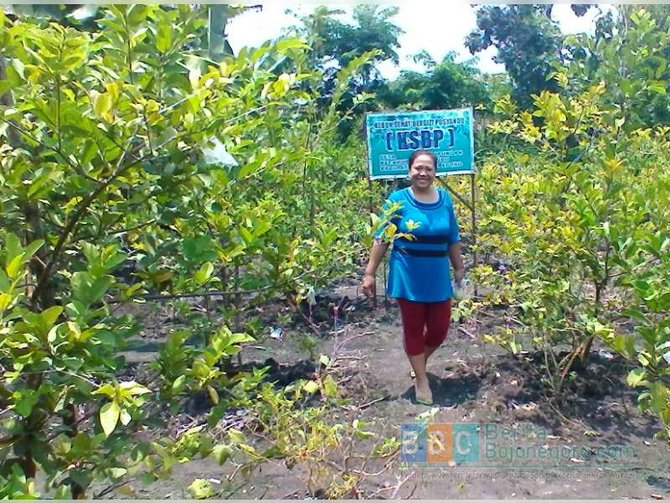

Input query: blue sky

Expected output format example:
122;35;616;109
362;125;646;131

226;2;609;78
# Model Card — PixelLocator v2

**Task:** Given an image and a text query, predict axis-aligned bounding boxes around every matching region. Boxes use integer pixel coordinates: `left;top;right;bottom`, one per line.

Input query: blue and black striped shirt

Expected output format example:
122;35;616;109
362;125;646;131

375;187;460;302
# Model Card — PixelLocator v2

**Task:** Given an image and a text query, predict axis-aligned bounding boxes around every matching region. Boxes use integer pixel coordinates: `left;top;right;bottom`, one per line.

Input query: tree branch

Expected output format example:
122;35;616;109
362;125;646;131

30;129;147;308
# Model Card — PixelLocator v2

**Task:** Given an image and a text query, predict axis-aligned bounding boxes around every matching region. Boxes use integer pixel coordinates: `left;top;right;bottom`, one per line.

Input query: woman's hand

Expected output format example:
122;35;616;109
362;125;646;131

362;241;388;298
453;267;465;284
361;273;376;297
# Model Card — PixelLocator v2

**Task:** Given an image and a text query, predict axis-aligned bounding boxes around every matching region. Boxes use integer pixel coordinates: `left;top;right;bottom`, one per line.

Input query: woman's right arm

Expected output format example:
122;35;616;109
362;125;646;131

361;240;389;297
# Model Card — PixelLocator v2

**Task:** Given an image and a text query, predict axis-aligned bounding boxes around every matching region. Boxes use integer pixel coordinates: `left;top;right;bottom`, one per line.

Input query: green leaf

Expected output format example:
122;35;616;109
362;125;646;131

119;381;151;396
23;239;44;261
627;368;647;388
238;227;254;246
100;401;121;436
649;382;669;412
0;269;9;291
207;384;219;405
648;81;667;94
188;479;214;500
71;272;91;301
94;383;116;398
172;375;186;393
4;233;21;263
322;375;338;398
6;253;26;279
41;306;63;331
212;445;232;465
13;390;39;418
155;21;172;53
194;262;215;285
28;170;59;198
224;332;255;346
236;161;261;179
303;380;319;394
182;236;217;263
70;470;92;492
621;308;648;322
71;272;114;305
82;243;100;267
227;428;246;445
89;276;114;303
108;467;128;479
353;418;375;440
192;359;210;379
0;293;15;312
276;38;309;53
102;248;127;271
611;334;636;359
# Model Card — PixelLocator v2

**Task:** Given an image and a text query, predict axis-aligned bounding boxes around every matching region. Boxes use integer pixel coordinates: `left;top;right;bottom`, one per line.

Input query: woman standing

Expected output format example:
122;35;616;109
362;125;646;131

361;149;464;405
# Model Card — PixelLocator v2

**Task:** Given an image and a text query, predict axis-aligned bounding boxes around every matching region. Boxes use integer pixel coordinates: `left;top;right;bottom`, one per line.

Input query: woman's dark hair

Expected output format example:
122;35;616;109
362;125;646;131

408;149;438;170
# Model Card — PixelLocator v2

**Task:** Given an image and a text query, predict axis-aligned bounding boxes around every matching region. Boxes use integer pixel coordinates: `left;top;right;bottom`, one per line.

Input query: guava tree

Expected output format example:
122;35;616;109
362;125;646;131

477;15;670;435
0;5;377;497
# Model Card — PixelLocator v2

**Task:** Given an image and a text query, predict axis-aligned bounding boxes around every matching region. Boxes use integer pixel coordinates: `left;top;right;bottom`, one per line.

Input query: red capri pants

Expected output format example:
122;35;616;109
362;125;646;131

397;298;452;356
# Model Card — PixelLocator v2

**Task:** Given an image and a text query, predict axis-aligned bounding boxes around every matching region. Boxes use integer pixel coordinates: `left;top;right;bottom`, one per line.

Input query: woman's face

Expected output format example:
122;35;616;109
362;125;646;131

409;154;436;190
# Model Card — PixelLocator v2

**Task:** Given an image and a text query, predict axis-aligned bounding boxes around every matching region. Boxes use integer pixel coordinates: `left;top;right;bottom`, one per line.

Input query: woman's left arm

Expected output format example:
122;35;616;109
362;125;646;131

446;195;464;283
449;241;464;283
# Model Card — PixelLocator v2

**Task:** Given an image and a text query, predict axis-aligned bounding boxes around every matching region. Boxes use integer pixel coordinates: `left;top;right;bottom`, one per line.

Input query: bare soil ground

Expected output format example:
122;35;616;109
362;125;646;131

117;281;670;500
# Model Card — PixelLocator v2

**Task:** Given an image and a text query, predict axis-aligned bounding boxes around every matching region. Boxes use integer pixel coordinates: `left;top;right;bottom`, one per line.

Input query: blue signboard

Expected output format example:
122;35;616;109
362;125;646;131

365;108;475;179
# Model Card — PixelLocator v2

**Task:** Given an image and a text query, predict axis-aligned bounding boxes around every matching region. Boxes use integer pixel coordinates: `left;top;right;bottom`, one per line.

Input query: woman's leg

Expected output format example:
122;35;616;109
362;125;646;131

397;299;432;404
424;299;452;365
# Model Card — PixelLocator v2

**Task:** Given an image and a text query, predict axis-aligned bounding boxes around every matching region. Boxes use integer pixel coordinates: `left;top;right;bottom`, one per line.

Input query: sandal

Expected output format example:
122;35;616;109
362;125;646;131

414;383;433;405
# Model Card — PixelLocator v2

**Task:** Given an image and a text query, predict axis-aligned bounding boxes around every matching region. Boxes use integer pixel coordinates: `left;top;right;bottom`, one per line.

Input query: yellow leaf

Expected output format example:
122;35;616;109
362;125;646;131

92;91;113;123
303;380;319;394
207;384;219;405
0;292;15;312
6;253;25;279
100;401;120;436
